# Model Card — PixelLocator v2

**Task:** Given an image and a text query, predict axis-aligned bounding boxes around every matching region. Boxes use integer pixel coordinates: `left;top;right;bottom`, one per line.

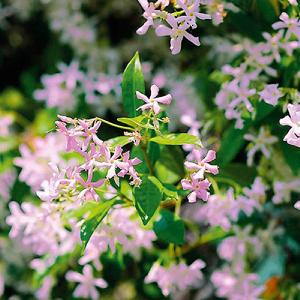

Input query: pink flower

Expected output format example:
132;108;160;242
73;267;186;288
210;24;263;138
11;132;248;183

184;149;219;179
136;84;172;115
14;133;66;191
36;276;54;300
272;12;300;41
272;179;300;204
0;115;13;137
34;61;83;110
78;120;102;151
198;189;237;230
262;31;293;62
145;260;205;296
280;103;300;148
82;207;155;259
259;84;283;106
217;227;261;263
211;267;264;300
124;131;142;146
236;177;266;215
176;0;211;29
227;79;256;113
244;127;278;166
181;176;211;202
0;169;16;201
6;201;79;256
155;14;200;54
66;265;107;300
288;0;298;5
136;0;160;35
76;167;105;201
295;201;300;210
116;151;142;186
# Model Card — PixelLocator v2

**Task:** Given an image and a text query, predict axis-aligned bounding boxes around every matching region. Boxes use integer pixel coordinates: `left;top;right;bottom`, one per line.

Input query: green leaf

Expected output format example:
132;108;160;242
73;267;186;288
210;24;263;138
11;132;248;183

279;135;300;175
155;146;185;184
154;209;185;245
216;124;247;167
219;163;257;186
33;108;58;135
198;226;229;244
117;115;146;128
63;201;99;221
80;200;117;250
131;146;150;173
122;52;145;117
133;175;163;225
161;184;178;199
150;133;201;146
105;136;131;148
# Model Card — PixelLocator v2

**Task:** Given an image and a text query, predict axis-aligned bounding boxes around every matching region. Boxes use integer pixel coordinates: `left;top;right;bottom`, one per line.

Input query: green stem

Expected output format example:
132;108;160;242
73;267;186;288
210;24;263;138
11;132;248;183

140;143;155;175
207;176;221;194
95;117;134;131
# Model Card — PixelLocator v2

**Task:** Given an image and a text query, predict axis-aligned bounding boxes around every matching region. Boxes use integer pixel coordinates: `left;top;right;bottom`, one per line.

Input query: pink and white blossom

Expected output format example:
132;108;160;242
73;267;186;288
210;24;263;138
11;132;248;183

184;149;219;179
259;84;283;106
280;103;300;148
155;15;200;55
136;84;172;115
244;127;278;166
272;12;300;41
66;265;107;300
145;260;205;296
181;176;211;202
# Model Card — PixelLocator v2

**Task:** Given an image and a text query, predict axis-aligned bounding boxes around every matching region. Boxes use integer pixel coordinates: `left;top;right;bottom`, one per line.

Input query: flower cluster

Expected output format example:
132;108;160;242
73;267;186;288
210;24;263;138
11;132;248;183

145;259;205;296
272;179;300;204
6;201;79;258
81;207;155;267
216;11;299;128
34;62;121;112
197;177;265;230
37;116;142;203
181;148;219;202
211;266;264;300
14;133;66;191
137;0;226;54
212;222;283;300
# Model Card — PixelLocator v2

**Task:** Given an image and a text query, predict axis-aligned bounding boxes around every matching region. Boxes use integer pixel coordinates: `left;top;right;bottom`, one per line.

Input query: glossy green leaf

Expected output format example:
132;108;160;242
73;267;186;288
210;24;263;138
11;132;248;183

154;209;185;245
155;146;184;184
122;52;145;117
80;200;117;250
105;136;131;149
150;133;201;146
133;175;163;225
117;115;145;128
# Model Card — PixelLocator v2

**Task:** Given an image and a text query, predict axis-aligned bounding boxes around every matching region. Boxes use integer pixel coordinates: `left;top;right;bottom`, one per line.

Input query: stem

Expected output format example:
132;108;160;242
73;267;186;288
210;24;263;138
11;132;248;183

181;229;230;255
95;117;134;131
207;176;220;194
175;197;182;216
140;143;155;175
